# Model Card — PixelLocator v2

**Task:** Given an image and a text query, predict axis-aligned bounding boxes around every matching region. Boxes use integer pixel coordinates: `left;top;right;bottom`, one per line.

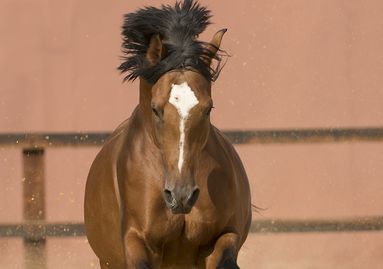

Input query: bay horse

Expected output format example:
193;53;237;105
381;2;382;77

84;1;252;268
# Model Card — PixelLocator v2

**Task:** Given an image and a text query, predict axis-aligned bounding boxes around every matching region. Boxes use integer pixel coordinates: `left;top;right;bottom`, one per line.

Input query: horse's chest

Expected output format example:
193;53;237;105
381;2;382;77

162;212;224;246
158;216;221;266
184;219;215;244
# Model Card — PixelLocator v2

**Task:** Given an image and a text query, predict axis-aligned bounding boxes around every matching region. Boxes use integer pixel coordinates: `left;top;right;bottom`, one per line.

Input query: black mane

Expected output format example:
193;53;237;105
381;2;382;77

118;0;224;84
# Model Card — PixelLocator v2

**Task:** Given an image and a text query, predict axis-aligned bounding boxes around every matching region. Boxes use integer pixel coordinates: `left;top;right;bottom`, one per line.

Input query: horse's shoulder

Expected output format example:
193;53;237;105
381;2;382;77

208;125;251;212
209;125;242;165
97;107;143;156
104;117;133;147
210;125;233;149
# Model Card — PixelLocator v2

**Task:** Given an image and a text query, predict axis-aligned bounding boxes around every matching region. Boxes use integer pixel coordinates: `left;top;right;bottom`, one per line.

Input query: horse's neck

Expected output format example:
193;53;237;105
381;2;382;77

138;78;152;114
134;78;154;134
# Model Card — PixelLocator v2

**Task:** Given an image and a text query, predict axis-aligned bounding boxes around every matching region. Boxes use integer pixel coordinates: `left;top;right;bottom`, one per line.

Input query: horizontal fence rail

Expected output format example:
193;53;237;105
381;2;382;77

251;217;383;233
1;127;383;148
2;217;383;239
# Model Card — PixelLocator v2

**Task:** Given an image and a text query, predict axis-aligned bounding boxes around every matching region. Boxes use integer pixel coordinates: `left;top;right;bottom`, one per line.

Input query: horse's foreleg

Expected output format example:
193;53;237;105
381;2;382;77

123;230;153;269
205;232;240;269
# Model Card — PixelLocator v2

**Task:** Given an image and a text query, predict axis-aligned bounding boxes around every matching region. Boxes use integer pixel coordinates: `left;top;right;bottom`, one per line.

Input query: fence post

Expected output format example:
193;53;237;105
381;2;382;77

22;148;47;269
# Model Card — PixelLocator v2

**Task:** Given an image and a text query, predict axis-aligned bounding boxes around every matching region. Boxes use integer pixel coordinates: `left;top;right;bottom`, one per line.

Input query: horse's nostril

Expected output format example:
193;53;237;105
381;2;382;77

163;189;176;207
187;187;200;207
164;186;199;212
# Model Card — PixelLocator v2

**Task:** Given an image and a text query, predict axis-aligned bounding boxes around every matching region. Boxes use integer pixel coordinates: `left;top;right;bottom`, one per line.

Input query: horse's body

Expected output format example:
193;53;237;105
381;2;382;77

84;1;251;268
85;81;251;269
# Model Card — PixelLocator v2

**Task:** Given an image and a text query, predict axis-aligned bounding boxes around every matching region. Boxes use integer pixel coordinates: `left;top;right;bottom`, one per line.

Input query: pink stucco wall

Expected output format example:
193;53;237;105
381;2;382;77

1;0;383;268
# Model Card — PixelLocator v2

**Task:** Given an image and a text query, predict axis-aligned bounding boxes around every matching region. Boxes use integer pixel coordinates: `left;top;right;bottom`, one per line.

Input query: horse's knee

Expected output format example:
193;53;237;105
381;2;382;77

217;257;240;269
136;260;151;269
206;232;240;269
124;231;153;269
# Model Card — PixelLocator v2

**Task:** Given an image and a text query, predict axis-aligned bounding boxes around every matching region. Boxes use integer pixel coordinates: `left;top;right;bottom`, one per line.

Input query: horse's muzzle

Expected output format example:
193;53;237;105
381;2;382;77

163;186;200;214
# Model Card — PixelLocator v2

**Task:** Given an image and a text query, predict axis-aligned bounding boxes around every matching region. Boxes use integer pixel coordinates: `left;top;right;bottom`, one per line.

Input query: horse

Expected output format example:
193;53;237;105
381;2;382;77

84;1;252;268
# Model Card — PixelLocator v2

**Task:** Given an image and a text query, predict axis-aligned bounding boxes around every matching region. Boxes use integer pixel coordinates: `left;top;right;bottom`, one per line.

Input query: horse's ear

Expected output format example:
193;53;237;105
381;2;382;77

205;28;227;65
146;34;165;66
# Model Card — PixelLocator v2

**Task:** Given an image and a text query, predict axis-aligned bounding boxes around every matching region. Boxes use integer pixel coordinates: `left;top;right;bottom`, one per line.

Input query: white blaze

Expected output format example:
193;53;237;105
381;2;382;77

169;82;199;173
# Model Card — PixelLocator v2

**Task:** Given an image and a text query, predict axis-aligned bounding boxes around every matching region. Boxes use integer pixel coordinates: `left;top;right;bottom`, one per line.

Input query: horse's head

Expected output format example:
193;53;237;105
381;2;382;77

145;30;226;214
119;0;226;214
151;72;211;214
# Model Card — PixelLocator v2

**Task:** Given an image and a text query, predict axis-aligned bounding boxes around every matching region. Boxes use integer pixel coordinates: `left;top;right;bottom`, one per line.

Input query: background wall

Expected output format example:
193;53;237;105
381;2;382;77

1;0;383;268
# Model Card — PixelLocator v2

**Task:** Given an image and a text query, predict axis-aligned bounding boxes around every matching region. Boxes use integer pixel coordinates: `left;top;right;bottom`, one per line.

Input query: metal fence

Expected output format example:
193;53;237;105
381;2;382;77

1;127;383;268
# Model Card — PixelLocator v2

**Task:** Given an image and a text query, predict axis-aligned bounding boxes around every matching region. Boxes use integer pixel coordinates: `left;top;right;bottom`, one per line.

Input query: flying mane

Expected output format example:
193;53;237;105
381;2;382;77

118;0;224;84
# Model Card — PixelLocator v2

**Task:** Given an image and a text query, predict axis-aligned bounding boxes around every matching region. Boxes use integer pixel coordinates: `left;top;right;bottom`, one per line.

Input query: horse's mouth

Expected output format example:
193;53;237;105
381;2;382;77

170;206;193;214
166;202;193;214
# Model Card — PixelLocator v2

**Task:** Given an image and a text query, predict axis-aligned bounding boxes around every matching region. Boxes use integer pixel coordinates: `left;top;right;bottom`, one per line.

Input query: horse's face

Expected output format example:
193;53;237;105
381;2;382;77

150;71;213;214
142;29;226;214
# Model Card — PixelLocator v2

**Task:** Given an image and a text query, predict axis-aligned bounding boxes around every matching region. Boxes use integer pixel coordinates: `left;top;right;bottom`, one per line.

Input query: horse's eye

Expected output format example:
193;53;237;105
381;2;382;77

152;107;161;118
152;104;162;119
206;106;214;116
